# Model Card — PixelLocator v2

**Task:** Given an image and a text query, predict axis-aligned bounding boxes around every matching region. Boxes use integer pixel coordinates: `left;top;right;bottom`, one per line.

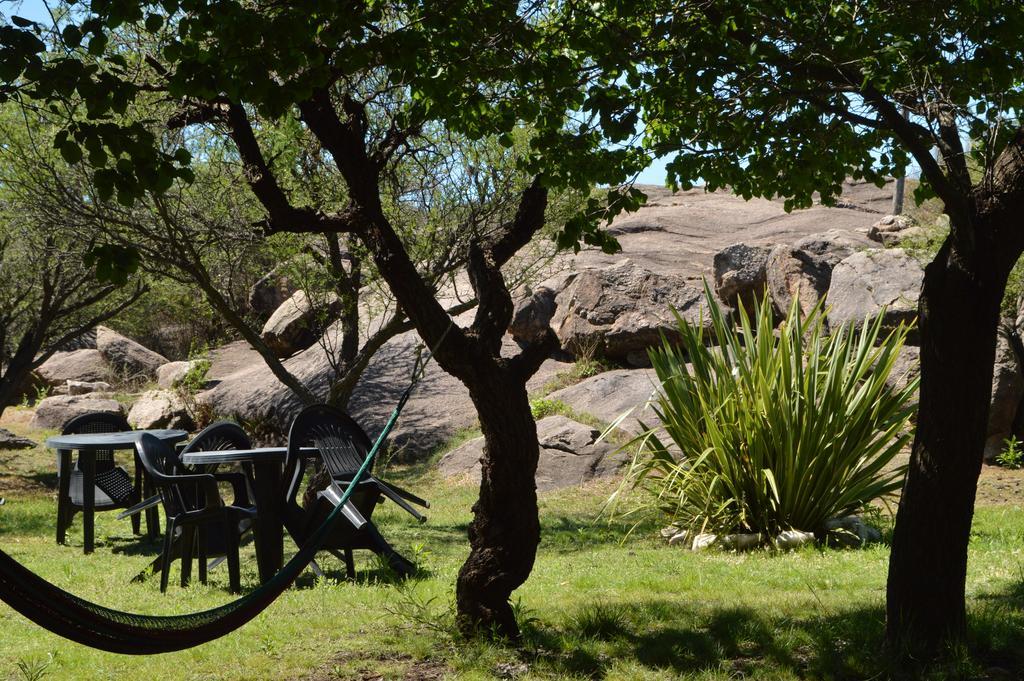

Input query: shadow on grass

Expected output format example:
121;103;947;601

518;591;1024;681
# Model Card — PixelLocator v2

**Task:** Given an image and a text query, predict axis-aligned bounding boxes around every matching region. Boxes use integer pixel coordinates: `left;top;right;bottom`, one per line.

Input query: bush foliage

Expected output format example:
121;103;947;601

613;287;918;539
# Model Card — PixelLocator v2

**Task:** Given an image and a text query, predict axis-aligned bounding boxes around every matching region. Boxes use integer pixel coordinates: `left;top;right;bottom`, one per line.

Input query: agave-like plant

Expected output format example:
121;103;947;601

611;283;918;540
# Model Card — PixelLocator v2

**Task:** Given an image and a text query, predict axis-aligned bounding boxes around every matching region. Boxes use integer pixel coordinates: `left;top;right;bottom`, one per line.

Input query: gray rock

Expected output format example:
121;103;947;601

825;249;922;337
550;260;716;361
713;243;771;312
794;229;874;266
56;328;98;352
260;290;342;358
36;349;111;387
0;427;37;450
984;327;1024;463
867;214;916;243
775;529;815;550
29;394;124;430
127;390;193;430
157;361;201;389
437;415;626;491
249;268;299;321
765;245;833;318
824;515;882;547
546;369;660;433
509;286;559;345
879;225;929;247
96;326;168;380
66;380;113;396
886;345;920;405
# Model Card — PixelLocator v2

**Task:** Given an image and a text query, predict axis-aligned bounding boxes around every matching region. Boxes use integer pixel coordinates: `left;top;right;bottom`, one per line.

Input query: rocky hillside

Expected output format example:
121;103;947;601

21;180;1024;491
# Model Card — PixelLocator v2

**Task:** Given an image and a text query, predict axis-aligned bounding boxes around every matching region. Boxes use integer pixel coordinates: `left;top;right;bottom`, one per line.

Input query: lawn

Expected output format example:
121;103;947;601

1;413;1023;680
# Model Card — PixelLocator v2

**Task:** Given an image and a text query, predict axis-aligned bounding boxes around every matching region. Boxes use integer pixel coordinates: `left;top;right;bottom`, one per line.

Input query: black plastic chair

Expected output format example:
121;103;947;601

120;420;253;521
55;412;148;544
282;404;428;579
134;434;256;593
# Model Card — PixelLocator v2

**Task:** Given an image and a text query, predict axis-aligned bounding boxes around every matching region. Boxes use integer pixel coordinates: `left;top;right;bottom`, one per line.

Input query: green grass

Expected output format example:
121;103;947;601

1;424;1024;680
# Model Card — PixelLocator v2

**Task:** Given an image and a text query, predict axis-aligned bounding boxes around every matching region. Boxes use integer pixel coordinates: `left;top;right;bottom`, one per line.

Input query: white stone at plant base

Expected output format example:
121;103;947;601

156;360;202;389
823;515;882;547
774;529;816;550
66;380;113;396
668;529;690;546
437;415;626;492
127;390;193;430
96;326;168;380
984;327;1024;463
719;532;764;551
691;533;718;551
825;249;923;335
36;349;111;387
29;394;124;430
260;290;342;358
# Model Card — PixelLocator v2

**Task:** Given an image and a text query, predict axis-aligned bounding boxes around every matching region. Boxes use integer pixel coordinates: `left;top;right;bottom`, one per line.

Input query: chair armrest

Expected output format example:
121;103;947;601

212;471;251;507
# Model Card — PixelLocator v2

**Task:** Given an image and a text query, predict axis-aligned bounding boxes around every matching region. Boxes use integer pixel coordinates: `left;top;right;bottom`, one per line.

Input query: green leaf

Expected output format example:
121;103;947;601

62;25;83;48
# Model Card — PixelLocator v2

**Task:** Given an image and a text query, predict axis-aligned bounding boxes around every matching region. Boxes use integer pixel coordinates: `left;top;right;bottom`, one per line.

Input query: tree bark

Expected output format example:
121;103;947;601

885;211;1010;653
455;362;541;640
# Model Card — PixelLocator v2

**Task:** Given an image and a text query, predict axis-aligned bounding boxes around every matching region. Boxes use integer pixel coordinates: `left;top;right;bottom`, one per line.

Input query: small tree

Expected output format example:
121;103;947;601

0;109;143;414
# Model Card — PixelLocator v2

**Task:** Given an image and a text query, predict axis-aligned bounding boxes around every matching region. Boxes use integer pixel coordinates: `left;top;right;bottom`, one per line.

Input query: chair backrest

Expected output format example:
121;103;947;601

180;421;251;473
283;405;374;508
134;434;194;517
61;412;131;473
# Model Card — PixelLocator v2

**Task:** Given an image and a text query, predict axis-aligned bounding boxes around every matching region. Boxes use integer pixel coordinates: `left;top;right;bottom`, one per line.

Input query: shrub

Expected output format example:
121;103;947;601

996;436;1024;470
611;285;918;539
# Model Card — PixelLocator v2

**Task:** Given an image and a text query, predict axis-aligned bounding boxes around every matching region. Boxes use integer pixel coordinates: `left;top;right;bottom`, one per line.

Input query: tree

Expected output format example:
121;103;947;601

574;0;1024;655
3;1;641;638
0;108;144;414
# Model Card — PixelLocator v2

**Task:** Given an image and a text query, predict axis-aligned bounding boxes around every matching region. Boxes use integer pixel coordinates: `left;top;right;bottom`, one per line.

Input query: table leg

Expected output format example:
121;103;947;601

252;459;283;583
55;450;72;545
82;451;95;554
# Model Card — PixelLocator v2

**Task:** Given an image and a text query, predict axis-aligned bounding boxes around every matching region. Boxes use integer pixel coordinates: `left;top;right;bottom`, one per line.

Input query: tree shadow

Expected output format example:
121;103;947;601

521;590;1024;681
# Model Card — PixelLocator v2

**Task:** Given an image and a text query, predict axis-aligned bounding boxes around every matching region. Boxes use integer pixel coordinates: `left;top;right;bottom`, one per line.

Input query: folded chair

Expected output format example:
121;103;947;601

282;404;428;579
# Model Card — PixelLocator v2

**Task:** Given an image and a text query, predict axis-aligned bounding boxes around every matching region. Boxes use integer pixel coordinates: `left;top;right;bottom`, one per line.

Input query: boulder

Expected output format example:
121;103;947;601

249;268;299;321
825;249;923;337
984;328;1024;463
36;349;111;387
29;394;124;430
260;290;342;358
713;243;771;312
550;260;716;363
867;214;916;243
157;360;201;389
127;390;193;430
437;415;626;491
0;427;37;450
66;380;113;396
546;368;660;433
793;229;874;266
509;286;559;345
765;245;833;318
886;345;920;406
96;326;168;380
56;328;98;352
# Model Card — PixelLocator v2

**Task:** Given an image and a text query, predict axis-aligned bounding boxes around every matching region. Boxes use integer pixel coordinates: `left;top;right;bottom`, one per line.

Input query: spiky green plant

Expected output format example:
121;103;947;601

612;284;918;539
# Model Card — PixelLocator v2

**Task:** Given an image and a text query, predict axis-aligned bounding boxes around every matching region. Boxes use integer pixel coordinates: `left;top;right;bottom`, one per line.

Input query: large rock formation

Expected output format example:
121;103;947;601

550;260;716;365
825;248;923;336
96;326;168;380
157;360;203;389
438;415;626;491
36;349;111;387
260;290;342;358
249;268;299;321
29;394;124;430
985;328;1024;463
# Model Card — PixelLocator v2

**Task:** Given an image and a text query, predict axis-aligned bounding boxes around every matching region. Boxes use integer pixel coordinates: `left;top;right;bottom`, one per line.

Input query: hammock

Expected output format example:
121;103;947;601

0;347;433;655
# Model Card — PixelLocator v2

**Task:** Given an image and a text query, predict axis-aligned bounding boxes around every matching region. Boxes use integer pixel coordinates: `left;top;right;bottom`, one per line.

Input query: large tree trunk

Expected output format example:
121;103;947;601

886;217;1009;652
455;365;541;640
